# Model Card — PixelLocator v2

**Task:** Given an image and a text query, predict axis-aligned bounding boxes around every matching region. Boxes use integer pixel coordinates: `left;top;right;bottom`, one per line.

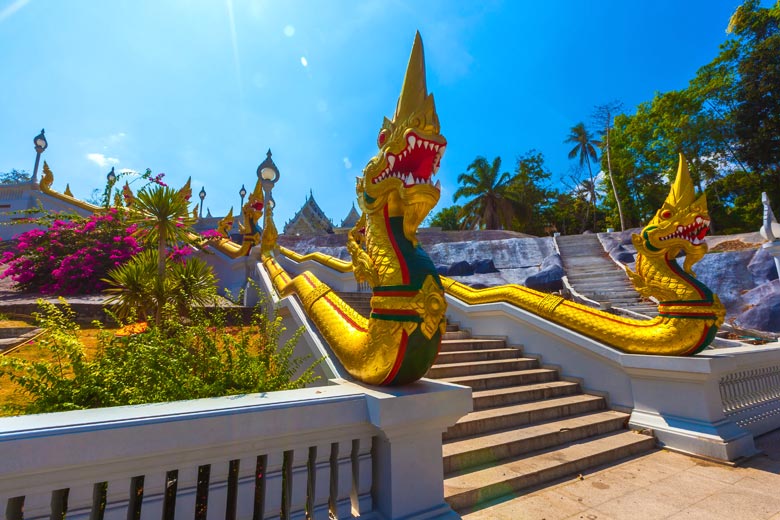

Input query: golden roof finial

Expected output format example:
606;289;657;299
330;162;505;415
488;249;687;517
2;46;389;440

63;183;73;197
665;154;696;210
40;161;54;191
394;31;429;123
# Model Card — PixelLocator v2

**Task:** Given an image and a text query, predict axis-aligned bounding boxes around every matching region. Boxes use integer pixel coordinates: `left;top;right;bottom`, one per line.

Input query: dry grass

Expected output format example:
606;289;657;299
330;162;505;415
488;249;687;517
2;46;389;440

0;325;116;416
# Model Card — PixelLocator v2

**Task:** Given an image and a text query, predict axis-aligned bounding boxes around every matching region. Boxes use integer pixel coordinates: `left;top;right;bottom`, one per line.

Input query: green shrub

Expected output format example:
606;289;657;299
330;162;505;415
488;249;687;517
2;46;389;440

0;300;321;415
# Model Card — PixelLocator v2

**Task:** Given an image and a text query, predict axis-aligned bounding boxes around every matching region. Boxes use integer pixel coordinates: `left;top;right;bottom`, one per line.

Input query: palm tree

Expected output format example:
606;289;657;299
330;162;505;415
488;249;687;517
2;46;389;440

565;123;601;231
126;184;197;324
453;156;524;230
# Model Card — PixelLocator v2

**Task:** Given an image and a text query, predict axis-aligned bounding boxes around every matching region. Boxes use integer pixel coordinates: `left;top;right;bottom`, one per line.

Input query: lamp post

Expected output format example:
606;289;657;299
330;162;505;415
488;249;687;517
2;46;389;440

239;184;247;212
104;167;116;208
199;186;206;218
32;129;48;184
257;149;280;251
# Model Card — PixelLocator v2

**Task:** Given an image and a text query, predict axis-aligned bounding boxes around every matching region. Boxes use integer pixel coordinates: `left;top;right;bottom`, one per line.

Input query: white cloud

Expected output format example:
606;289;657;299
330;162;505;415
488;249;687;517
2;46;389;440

0;0;30;23
283;25;295;37
343;157;352;169
86;153;120;168
300;56;308;67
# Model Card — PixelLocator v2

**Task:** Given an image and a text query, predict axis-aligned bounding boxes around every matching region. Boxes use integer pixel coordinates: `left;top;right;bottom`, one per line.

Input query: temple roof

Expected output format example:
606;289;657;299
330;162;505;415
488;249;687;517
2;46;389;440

340;202;360;228
283;190;334;236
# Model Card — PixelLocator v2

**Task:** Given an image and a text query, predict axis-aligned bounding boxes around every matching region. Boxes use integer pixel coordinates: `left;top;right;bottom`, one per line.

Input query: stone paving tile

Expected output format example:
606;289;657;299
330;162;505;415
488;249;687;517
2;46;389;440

563;509;617;520
462;439;780;520
553;469;645;509
590;487;686;520
681;489;780;519
465;490;588;520
684;457;751;484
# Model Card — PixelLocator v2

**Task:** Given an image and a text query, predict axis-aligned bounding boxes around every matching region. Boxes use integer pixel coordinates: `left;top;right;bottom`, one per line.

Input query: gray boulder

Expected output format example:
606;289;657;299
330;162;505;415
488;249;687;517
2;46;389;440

733;280;780;332
524;254;564;292
447;261;474;276
473;259;499;274
748;247;779;284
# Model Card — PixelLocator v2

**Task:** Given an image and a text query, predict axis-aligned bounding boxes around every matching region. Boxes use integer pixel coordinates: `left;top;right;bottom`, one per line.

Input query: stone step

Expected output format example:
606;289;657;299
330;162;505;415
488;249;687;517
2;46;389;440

471;381;581;411
444;430;656;512
427;357;538;379
434;348;523;365
442;368;560;391
443;410;630;474
439;338;507;353
443;329;471;340
0;326;37;339
443;394;605;441
446;323;460;332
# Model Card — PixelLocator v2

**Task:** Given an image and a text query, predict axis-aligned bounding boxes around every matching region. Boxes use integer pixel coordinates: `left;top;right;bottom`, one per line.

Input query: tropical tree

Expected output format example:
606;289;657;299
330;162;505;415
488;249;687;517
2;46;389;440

593;102;627;231
108;181;210;325
508;150;553;235
0;169;31;184
453;156;525;230
428;205;462;230
565;123;601;231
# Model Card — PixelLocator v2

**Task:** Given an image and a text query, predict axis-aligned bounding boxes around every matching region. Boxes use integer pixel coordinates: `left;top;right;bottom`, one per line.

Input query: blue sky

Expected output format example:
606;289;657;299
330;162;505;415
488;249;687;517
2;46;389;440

0;0;752;228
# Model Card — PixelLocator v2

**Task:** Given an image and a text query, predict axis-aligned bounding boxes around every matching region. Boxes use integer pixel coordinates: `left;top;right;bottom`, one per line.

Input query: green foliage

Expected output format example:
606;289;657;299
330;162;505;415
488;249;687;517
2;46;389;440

103;250;217;322
0;300;320;415
0;169;31;184
508;150;553;235
454;156;528;230
428;205;463;230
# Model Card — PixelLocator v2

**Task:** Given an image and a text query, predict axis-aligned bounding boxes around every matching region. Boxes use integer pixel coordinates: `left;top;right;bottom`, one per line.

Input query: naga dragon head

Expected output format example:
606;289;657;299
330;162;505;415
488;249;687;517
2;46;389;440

634;154;711;269
357;32;446;245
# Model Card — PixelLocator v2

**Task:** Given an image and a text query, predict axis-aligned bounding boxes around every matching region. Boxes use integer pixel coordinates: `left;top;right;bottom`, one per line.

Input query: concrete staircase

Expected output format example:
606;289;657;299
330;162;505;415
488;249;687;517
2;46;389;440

555;234;658;317
428;325;655;514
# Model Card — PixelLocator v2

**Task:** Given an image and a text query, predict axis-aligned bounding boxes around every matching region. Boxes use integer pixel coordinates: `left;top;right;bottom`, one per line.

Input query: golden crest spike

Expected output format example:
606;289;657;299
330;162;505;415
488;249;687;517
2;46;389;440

178;177;192;200
665;154;696;210
394;31;428;123
63;184;73;197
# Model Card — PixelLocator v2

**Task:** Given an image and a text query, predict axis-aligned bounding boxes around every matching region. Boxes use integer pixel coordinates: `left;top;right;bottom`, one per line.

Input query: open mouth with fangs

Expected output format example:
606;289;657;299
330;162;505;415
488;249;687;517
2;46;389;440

371;132;446;189
659;216;711;246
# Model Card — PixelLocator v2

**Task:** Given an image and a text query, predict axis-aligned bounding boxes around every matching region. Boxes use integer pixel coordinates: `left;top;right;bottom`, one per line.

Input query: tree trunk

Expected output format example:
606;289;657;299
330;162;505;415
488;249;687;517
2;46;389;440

604;124;626;231
156;225;167;326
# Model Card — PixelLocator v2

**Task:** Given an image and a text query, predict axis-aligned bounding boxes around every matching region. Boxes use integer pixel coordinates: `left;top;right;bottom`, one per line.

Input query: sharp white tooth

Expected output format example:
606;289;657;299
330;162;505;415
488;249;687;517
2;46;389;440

433;144;439;151
696;216;702;224
387;155;395;168
408;135;416;148
435;179;441;189
407;173;414;184
423;142;429;150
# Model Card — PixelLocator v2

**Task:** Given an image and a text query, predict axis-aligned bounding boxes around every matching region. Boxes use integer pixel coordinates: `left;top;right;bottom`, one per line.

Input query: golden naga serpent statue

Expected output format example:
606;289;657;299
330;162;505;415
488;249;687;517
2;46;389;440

263;34;726;386
264;32;448;385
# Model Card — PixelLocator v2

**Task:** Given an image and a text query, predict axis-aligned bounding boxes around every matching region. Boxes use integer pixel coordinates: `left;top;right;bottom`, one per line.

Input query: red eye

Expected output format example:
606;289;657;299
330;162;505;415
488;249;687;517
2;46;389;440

660;210;672;219
377;129;388;147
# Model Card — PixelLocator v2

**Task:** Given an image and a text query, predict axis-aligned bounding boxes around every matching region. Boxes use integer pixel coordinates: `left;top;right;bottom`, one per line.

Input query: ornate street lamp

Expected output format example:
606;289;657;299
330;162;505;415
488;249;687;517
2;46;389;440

257;149;280;252
239;184;247;212
104;167;117;208
32;128;48;184
199;186;206;218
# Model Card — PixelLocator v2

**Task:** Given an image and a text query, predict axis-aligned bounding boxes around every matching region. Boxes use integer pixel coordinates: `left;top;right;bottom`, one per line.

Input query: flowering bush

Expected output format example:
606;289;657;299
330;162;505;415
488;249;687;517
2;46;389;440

0;209;143;294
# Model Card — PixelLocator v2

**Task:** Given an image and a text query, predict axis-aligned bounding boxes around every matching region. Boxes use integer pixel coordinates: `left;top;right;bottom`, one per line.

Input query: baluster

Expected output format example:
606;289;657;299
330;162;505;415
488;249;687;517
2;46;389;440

102;477;136;520
205;460;231;520
232;455;262;520
61;483;97;520
288;448;311;520
351;436;373;516
5;496;24;520
138;471;167;520
261;452;285;520
173;465;201;519
306;443;332;520
329;441;352;520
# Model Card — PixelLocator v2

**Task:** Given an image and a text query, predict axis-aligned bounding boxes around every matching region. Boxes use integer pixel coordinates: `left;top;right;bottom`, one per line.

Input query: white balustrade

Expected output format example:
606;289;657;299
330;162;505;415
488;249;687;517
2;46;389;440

0;380;470;520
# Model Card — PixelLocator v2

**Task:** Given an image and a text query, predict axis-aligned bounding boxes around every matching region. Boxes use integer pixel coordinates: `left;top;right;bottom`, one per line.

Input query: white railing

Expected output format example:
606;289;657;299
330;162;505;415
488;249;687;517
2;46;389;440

0;380;471;520
720;364;780;435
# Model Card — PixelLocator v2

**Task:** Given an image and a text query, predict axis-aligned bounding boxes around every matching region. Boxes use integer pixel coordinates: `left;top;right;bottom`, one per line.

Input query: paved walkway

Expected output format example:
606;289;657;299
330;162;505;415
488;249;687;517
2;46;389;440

463;429;780;520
